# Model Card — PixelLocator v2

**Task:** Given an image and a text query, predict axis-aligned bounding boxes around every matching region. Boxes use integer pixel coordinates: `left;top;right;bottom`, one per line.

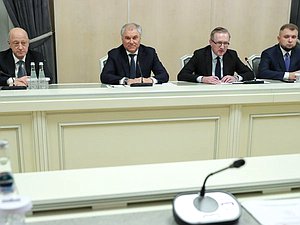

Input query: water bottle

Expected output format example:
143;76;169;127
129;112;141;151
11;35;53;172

38;62;48;89
0;140;32;225
28;62;38;89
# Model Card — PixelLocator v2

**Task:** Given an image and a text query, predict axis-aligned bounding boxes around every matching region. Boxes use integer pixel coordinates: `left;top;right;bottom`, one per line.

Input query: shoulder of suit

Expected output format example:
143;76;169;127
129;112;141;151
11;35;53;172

262;44;279;54
0;48;12;57
226;49;238;54
293;45;300;52
139;44;155;52
224;49;239;59
193;45;210;55
108;45;124;55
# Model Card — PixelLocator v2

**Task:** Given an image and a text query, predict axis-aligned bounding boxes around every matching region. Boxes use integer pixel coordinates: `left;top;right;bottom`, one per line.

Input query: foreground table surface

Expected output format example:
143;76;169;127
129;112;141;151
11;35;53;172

12;154;300;224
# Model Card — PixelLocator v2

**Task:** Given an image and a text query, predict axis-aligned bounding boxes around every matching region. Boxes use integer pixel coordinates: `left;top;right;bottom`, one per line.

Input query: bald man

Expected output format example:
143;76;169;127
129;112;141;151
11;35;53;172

0;27;52;87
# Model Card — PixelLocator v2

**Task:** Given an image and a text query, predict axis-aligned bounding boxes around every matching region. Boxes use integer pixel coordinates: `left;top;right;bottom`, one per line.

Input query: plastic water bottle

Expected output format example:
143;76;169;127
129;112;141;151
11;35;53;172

0;140;32;225
28;62;38;89
38;62;48;89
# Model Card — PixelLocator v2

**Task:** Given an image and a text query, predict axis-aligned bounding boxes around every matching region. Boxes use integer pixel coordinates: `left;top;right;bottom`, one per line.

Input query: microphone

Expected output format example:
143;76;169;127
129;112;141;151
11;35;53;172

173;159;246;225
200;159;245;197
243;57;264;84
130;61;153;87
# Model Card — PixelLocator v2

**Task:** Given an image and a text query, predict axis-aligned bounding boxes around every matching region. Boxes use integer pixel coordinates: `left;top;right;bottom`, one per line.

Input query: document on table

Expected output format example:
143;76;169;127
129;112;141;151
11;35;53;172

106;84;127;88
242;198;300;225
106;83;176;88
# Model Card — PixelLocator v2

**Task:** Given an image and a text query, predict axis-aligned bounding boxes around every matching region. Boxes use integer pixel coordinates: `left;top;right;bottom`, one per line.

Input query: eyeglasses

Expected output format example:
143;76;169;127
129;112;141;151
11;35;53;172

10;41;29;48
211;39;230;47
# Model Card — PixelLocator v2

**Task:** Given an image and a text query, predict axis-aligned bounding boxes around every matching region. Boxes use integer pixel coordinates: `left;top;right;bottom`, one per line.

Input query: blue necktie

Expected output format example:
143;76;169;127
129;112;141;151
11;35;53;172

215;56;221;79
129;54;136;78
17;60;26;77
284;52;290;71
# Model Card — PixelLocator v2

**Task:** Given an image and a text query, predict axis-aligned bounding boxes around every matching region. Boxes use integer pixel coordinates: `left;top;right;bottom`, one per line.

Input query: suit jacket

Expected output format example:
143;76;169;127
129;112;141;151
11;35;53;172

0;48;52;86
257;44;300;80
177;45;254;82
100;44;169;84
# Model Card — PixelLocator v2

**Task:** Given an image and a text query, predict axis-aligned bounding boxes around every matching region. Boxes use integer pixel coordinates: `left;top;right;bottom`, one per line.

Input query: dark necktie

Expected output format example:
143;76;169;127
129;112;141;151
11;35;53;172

284;52;290;71
215;56;221;79
129;54;136;78
17;60;26;77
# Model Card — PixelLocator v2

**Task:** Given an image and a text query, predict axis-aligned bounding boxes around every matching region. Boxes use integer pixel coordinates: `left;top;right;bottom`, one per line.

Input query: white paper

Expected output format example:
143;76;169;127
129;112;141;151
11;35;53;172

106;84;127;88
242;198;300;225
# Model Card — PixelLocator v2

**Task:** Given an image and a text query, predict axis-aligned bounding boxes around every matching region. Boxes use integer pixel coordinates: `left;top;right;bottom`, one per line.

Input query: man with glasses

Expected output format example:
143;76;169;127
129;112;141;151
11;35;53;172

178;27;253;84
257;23;300;81
0;27;52;87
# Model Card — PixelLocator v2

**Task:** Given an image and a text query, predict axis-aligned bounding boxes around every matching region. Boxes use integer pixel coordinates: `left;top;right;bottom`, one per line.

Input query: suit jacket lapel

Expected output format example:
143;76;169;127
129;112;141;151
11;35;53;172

222;52;231;75
6;49;16;75
290;48;299;71
204;47;212;74
276;45;286;71
136;45;145;77
119;46;130;76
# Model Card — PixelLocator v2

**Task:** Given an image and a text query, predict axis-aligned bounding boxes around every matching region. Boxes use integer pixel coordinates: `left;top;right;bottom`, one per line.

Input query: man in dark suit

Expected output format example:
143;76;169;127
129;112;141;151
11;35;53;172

178;27;253;84
257;23;300;81
0;27;52;87
100;23;169;85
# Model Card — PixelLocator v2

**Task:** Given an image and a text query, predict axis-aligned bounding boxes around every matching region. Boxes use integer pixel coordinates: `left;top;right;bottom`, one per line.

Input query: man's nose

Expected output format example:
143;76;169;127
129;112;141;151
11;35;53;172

17;43;24;49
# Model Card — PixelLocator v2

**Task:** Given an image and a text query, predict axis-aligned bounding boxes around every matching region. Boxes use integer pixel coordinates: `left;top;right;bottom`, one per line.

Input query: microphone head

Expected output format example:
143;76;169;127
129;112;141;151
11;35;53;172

245;57;248;61
230;159;245;168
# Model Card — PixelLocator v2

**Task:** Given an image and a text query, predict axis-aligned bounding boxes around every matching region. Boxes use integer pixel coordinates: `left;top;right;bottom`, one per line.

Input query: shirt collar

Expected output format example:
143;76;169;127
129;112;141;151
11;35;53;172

279;46;291;56
211;50;223;60
12;53;26;64
126;49;139;56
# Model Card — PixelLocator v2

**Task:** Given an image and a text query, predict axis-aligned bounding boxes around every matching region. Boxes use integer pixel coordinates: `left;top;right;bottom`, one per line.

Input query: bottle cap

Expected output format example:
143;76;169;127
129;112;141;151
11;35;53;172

0;140;8;149
0;195;32;215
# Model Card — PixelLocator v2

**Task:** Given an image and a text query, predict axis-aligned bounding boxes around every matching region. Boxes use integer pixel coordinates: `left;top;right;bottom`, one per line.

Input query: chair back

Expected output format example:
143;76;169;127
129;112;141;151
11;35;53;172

247;55;261;75
180;54;192;68
99;55;108;73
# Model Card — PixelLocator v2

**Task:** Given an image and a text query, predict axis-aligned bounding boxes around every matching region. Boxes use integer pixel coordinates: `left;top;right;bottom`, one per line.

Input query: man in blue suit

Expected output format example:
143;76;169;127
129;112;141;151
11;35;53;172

100;23;169;85
257;23;300;81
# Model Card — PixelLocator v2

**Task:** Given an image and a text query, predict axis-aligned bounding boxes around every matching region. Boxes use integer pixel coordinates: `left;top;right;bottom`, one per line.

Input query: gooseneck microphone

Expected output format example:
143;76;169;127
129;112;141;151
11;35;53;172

173;159;246;225
200;159;245;197
243;57;264;84
130;61;153;87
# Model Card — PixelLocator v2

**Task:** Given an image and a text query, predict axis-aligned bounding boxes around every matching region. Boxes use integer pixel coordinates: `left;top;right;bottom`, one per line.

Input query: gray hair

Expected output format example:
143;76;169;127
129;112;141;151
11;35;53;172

210;27;231;40
121;23;142;37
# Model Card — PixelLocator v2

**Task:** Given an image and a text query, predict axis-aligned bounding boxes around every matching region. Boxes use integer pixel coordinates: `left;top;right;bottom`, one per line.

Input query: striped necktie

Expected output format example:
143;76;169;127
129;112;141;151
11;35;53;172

284;52;290;71
129;54;136;78
17;60;26;77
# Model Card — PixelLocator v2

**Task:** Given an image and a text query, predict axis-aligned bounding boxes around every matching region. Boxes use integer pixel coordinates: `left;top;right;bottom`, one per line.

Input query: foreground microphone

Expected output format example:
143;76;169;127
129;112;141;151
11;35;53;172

130;61;153;87
243;57;264;84
173;159;246;225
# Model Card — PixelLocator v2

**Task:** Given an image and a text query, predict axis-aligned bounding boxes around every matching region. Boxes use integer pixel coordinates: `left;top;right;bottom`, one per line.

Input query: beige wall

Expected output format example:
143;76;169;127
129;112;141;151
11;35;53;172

54;0;291;83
